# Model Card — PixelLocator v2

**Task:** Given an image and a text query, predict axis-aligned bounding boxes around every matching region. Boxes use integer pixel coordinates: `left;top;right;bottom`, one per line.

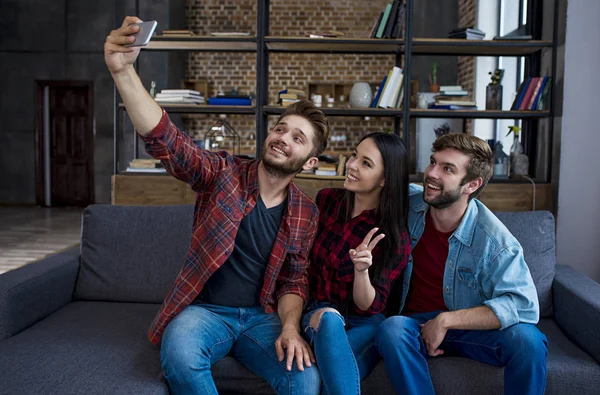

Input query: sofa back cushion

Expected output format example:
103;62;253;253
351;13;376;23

74;204;193;303
495;211;555;317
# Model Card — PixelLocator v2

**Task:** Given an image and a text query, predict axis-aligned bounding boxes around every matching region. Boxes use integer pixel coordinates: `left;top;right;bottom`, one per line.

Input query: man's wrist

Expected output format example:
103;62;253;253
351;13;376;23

436;311;453;330
110;65;136;80
282;323;300;333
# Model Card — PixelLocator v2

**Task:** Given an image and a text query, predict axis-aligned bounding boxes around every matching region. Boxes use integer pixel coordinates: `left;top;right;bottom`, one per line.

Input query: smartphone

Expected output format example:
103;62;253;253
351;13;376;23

124;20;157;47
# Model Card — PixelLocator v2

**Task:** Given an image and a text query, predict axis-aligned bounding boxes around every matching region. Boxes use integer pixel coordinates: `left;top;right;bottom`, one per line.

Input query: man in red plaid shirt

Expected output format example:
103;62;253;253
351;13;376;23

105;17;330;395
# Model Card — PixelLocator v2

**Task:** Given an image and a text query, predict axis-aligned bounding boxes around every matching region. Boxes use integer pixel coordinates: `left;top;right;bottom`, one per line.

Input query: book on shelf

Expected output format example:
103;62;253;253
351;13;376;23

156;96;205;104
511;76;551;111
448;27;486;40
371;0;405;39
128;159;162;169
162;30;194;36
305;30;344;38
159;89;202;95
378;66;403;108
125;167;167;173
207;96;252;106
435;99;476;106
440;85;469;96
336;155;347;176
210;32;250;36
278;88;306;106
428;104;478;110
314;169;338;176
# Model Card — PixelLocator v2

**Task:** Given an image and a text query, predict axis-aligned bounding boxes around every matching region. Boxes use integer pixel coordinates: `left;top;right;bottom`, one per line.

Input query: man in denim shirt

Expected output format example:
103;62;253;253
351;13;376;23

376;134;547;395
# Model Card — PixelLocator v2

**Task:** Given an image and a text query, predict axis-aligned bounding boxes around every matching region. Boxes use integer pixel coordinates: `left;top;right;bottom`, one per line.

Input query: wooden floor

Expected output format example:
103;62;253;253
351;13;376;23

0;206;83;275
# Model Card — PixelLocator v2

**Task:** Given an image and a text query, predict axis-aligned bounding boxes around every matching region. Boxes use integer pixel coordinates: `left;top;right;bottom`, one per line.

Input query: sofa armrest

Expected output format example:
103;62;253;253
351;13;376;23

0;247;80;340
552;264;600;363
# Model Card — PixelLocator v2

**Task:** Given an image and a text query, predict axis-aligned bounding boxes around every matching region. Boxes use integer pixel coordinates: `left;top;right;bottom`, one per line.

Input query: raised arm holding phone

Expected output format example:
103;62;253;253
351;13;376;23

104;16;331;395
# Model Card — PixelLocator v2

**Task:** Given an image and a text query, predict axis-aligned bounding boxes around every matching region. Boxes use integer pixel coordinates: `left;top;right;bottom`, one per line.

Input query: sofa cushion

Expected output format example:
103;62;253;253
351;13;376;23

0;301;275;395
361;319;600;394
1;306;598;394
74;205;194;303
0;302;168;395
495;211;555;317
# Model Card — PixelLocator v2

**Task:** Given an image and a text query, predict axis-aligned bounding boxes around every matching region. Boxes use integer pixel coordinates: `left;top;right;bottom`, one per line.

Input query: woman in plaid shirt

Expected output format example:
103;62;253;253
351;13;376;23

302;132;411;394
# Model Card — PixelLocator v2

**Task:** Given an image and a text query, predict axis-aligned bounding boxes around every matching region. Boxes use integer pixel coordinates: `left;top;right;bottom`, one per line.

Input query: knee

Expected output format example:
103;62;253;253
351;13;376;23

502;324;548;359
308;308;342;330
375;315;419;352
275;366;321;395
160;326;210;374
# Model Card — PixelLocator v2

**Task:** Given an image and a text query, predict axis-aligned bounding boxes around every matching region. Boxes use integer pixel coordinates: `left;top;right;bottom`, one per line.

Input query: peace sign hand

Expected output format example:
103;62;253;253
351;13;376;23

349;228;385;273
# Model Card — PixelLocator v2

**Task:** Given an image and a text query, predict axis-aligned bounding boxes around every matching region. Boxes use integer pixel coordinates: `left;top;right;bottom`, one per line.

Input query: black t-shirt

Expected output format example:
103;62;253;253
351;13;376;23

197;195;287;307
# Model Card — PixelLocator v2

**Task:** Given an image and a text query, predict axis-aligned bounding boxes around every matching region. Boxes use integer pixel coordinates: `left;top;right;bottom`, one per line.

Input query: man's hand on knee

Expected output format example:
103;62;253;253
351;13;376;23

275;326;316;372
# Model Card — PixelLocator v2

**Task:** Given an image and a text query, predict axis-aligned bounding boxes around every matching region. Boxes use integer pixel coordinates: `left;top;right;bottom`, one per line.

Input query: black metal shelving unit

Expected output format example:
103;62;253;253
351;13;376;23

114;0;558;182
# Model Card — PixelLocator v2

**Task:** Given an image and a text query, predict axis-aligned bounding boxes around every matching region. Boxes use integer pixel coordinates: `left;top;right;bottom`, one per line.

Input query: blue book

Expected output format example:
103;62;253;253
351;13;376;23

428;104;477;110
530;77;547;110
208;97;252;106
371;75;388;108
512;78;531;110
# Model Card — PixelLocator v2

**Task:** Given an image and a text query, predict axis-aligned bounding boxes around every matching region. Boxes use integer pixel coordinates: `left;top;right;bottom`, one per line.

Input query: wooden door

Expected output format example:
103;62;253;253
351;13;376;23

36;81;94;206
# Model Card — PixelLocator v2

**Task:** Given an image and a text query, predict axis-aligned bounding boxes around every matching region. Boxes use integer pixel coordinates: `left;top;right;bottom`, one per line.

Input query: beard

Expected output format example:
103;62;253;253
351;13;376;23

261;142;311;177
423;178;463;209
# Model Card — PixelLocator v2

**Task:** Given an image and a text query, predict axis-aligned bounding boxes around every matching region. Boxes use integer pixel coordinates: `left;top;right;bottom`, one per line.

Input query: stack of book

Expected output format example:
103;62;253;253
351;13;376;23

511;76;551;111
315;163;338;176
162;30;194;37
278;89;306;106
155;89;205;104
429;86;477;110
448;27;485;40
126;159;166;173
372;66;405;108
370;0;405;39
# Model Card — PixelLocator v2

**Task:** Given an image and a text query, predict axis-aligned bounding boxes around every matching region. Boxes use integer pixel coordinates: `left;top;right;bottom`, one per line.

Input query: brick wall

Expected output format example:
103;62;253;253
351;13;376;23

185;0;395;154
457;0;477;134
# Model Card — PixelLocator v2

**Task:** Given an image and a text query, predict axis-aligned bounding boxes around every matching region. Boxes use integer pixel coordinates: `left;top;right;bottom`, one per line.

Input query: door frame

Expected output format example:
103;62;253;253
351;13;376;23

35;80;95;207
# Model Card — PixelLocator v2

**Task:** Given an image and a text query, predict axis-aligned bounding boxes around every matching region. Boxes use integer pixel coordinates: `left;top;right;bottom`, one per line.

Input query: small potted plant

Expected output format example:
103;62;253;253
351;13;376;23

429;62;440;93
486;68;504;110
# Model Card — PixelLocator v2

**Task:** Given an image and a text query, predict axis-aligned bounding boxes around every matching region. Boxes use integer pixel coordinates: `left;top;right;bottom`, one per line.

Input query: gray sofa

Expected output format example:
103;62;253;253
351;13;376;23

1;205;599;394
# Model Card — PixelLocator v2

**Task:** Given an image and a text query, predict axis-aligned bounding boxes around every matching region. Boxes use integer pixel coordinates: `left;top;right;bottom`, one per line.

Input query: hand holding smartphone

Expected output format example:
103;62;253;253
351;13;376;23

123;20;158;47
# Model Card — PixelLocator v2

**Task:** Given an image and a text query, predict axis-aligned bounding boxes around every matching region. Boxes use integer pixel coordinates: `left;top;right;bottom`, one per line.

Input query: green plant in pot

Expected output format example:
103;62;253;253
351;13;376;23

429;62;440;92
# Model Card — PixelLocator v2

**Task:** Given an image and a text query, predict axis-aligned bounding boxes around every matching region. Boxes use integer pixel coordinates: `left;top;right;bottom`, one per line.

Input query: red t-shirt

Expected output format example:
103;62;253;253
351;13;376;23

403;211;452;315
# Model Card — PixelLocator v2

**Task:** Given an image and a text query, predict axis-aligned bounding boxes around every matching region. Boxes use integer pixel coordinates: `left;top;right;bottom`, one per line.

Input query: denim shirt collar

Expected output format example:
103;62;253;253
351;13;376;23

410;191;479;248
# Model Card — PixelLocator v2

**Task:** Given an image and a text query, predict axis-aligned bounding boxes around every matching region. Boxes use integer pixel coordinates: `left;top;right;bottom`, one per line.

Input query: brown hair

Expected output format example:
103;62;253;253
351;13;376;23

276;100;330;156
432;133;494;200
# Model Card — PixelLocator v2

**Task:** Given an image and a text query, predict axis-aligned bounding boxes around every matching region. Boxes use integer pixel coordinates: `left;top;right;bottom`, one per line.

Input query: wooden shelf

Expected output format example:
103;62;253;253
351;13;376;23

144;35;257;51
119;103;255;115
112;174;553;212
265;37;404;53
264;106;402;117
411;38;552;56
296;173;346;181
410;109;551;119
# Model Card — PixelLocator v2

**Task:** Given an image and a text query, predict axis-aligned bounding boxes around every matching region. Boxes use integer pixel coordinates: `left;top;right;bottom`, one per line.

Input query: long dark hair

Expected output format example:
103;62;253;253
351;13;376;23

337;132;409;283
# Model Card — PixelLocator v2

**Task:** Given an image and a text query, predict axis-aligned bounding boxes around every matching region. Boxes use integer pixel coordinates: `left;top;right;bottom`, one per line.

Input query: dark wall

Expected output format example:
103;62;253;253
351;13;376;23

0;0;185;204
411;0;459;90
0;0;454;204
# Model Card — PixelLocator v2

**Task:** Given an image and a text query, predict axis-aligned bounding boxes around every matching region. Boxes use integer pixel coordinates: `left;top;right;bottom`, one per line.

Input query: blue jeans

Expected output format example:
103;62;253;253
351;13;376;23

301;301;385;395
375;311;548;395
160;302;320;395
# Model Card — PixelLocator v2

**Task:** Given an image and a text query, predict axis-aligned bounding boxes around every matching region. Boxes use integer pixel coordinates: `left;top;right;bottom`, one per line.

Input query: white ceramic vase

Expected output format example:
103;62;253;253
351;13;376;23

349;82;373;108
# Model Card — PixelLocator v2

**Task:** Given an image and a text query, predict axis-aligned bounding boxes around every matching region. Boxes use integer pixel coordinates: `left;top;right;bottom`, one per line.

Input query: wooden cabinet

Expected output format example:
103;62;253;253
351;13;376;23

112;174;552;212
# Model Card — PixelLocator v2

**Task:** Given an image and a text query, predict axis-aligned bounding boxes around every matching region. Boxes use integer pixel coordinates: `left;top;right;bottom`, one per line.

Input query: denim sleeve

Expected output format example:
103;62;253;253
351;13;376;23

481;245;540;329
